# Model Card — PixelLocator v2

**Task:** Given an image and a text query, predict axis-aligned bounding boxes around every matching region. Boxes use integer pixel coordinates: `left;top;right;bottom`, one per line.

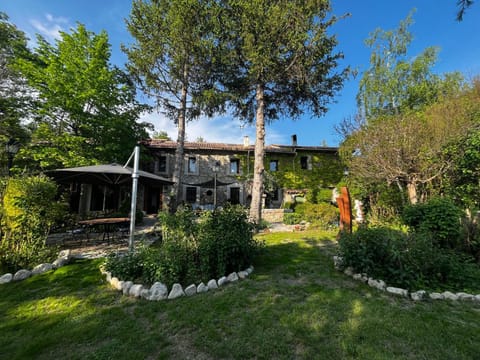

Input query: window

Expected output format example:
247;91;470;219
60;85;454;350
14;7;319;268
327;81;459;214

158;155;167;173
186;187;197;203
230;159;240;174
269;160;279;172
187;157;197;173
300;156;308;170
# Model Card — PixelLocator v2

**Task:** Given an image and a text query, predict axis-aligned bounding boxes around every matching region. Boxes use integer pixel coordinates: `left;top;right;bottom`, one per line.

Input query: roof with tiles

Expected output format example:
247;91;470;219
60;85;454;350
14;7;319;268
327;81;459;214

142;139;338;154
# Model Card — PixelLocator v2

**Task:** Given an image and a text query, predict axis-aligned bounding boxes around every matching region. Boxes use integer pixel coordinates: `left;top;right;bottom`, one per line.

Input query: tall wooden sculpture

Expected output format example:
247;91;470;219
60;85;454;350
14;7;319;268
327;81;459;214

336;186;352;234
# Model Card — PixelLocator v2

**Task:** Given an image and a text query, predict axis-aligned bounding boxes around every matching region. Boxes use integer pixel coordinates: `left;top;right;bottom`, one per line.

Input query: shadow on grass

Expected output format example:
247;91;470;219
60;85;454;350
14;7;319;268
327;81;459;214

1;235;480;359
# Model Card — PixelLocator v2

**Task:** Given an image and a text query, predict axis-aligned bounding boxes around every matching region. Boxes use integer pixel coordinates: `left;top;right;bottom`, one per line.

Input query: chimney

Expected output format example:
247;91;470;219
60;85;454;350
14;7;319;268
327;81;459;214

243;135;250;147
291;134;297;146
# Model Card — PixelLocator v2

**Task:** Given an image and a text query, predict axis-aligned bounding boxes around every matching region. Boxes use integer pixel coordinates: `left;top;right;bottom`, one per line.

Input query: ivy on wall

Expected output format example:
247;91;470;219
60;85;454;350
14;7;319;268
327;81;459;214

264;152;343;191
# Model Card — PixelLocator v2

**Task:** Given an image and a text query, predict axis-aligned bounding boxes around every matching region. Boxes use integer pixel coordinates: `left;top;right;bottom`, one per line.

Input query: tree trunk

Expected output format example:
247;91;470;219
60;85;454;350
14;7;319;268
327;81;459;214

249;83;266;223
171;65;188;211
407;180;417;204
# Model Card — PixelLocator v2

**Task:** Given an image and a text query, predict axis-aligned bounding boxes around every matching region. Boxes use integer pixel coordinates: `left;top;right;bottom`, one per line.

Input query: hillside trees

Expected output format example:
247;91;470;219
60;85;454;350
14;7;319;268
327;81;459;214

124;0;223;210
217;0;347;222
14;23;151;170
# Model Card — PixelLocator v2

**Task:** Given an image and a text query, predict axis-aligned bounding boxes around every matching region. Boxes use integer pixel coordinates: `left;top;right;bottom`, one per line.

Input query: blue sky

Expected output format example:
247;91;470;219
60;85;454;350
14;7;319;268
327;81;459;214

2;0;480;146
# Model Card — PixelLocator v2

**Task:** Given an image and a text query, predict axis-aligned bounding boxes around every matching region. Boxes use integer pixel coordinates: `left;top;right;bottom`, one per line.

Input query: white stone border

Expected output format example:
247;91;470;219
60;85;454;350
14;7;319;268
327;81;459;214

0;250;73;284
0;248;255;302
333;256;480;303
99;266;254;301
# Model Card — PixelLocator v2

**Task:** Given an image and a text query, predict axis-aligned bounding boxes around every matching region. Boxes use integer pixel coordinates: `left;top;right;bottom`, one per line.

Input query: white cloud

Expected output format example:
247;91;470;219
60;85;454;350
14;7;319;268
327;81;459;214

29;13;70;43
139;110;286;145
45;13;69;24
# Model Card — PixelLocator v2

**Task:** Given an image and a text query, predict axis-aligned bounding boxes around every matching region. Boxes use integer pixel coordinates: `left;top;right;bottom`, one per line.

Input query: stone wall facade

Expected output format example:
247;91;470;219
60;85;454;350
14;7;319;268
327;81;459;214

261;209;293;223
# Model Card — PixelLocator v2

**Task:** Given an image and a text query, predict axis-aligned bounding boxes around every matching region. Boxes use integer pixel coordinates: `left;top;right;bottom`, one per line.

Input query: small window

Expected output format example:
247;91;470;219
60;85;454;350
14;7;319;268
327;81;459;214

158;155;167;173
269;160;279;172
300;156;308;170
187;157;197;173
186;187;197;203
230;159;240;174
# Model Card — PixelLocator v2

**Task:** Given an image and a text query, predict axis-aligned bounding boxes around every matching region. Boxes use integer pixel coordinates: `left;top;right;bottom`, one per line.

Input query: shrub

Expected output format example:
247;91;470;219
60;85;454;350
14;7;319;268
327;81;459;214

338;226;480;291
295;202;339;229
461;214;480;261
198;205;257;279
0;175;67;271
284;212;303;225
282;201;295;210
104;205;262;287
402;197;463;249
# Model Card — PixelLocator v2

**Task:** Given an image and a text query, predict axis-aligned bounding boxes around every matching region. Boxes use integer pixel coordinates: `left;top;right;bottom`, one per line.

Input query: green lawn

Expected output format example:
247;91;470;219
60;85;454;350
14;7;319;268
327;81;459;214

1;230;479;359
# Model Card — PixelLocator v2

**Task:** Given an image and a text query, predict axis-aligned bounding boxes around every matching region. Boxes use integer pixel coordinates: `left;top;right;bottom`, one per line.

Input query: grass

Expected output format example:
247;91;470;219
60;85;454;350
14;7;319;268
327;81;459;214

1;229;480;359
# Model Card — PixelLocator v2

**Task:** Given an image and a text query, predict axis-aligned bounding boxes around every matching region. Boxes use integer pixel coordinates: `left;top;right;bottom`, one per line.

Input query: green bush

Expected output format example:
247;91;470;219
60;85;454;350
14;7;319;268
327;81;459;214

284;212;303;225
338;226;480;291
402;197;463;249
306;188;333;204
104;205;262;287
198;205;257;278
0;175;67;271
294;202;339;229
282;201;295;210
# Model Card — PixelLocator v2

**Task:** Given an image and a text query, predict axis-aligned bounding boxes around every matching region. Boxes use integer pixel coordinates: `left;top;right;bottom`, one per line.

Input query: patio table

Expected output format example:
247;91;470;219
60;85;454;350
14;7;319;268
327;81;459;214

78;217;130;243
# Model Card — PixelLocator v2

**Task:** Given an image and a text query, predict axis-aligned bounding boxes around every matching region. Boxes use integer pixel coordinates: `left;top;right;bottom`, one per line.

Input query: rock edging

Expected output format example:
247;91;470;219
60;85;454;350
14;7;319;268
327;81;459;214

0;250;73;285
333;255;480;303
99;266;254;301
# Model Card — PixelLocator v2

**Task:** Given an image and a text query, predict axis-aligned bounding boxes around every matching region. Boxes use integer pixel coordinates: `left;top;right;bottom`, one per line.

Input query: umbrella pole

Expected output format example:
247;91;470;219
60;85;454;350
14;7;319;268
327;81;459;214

102;185;107;212
128;145;140;251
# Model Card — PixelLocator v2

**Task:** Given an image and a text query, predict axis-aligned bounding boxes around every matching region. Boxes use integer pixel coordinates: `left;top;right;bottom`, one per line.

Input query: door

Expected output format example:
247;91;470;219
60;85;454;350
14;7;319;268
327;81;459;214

230;187;240;205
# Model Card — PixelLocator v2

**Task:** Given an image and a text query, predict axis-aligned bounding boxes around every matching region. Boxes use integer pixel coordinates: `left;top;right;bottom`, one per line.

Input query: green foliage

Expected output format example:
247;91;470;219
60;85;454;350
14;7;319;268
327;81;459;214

197;205;257;278
283;212;303;225
104;205;262;287
338;226;480;291
0;12;32;149
341;12;473;207
294;203;339;229
358;11;463;118
0;175;67;271
402;197;463;249
443;128;480;210
363;183;404;225
218;0;347;122
267;152;343;192
306;187;334;204
282;201;295;210
14;23;151;169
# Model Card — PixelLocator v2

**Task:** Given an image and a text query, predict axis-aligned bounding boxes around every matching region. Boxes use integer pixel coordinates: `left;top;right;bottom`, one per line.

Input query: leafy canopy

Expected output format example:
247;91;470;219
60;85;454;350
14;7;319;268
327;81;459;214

14;23;151;170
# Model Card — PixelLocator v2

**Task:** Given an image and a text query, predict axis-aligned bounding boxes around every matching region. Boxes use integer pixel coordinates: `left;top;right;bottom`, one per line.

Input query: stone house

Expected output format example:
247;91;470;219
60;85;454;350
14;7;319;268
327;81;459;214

141;135;343;214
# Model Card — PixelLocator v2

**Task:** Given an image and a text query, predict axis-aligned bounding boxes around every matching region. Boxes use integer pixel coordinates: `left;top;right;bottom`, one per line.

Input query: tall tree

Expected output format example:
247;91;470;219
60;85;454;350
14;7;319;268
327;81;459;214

15;23;151;170
0;12;32;147
217;0;347;222
124;0;222;209
341;13;470;204
357;11;460;120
